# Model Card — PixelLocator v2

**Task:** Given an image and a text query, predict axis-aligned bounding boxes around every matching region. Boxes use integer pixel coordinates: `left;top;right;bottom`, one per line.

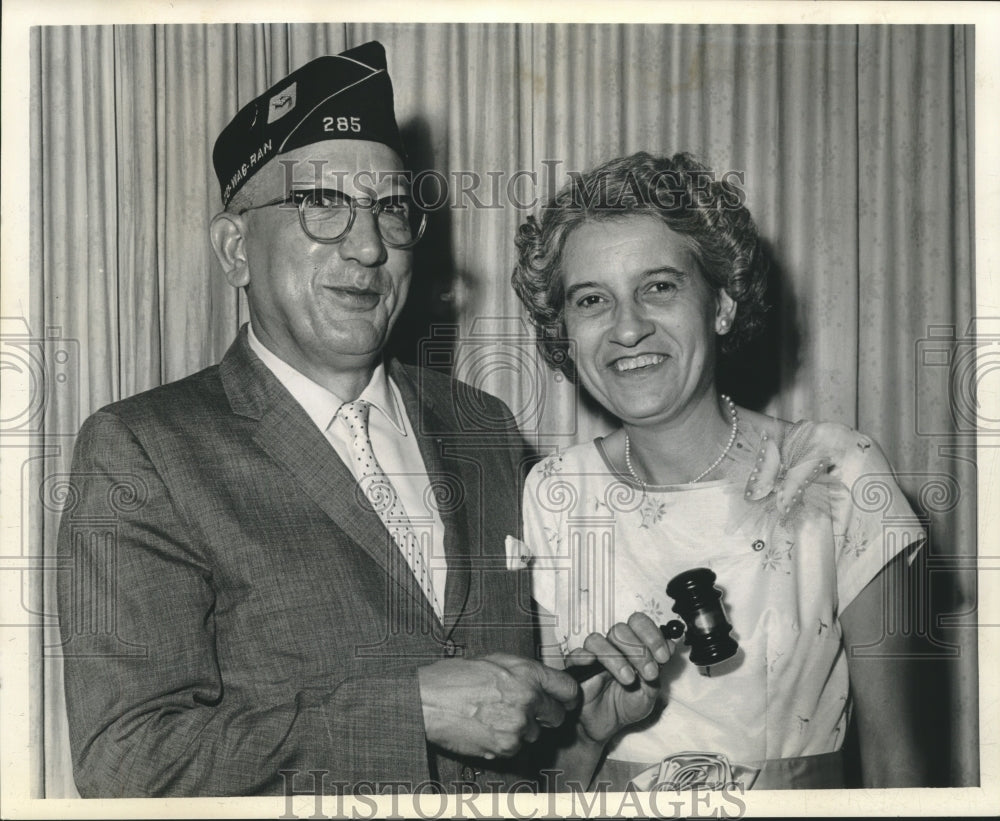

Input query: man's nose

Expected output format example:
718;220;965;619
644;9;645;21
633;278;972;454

338;208;388;266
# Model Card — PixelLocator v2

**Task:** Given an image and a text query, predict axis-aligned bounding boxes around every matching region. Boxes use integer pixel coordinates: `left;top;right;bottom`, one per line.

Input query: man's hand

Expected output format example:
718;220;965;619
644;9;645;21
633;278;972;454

566;612;672;745
418;653;580;759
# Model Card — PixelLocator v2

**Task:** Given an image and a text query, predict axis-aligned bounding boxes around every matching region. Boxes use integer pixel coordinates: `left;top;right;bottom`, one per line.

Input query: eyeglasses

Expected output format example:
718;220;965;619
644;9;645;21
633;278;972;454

240;188;427;249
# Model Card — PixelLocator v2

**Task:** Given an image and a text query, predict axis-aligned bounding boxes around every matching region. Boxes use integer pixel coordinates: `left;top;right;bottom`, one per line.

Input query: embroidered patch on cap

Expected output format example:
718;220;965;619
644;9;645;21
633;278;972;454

267;82;296;123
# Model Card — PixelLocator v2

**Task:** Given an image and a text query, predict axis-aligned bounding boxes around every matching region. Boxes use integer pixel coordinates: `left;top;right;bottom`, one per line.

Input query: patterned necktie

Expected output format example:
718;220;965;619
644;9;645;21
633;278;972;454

336;399;443;619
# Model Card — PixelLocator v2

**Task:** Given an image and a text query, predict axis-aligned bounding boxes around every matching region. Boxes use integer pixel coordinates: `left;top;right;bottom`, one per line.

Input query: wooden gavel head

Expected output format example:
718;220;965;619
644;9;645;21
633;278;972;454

662;567;738;667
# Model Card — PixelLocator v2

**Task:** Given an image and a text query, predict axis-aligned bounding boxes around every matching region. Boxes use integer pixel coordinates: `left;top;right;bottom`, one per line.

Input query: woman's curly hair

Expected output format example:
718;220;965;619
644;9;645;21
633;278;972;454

512;152;769;378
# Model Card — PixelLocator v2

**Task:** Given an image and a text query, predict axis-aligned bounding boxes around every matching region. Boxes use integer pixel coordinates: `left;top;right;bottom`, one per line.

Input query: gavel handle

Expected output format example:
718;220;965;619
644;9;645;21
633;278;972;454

567;621;684;682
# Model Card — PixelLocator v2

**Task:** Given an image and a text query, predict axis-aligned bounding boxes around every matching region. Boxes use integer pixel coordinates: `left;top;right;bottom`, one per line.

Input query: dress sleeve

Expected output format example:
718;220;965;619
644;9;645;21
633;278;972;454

522;455;570;663
832;430;926;613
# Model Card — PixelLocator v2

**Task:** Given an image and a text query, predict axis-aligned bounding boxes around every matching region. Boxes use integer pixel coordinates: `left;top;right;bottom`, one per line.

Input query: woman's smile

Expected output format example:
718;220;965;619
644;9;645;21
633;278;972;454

611;353;667;373
561;215;731;425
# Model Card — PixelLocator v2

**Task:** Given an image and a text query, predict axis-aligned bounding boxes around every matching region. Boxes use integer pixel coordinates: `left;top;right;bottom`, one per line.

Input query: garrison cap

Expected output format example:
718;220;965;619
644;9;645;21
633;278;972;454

213;41;404;207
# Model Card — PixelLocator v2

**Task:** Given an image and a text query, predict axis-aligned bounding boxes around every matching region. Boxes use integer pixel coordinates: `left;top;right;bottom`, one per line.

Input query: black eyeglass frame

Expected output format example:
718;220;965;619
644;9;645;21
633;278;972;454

239;188;427;249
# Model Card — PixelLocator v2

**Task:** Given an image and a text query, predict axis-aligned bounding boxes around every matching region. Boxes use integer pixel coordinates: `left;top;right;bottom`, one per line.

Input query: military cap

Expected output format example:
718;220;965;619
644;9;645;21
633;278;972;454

213;41;404;207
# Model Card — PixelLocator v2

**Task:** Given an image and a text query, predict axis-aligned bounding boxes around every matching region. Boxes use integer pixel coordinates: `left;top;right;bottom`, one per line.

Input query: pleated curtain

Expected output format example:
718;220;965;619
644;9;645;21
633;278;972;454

28;23;976;797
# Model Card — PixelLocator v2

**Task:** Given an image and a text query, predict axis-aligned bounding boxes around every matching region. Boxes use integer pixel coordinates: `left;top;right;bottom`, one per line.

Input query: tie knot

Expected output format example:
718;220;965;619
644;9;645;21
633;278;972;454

336;399;371;432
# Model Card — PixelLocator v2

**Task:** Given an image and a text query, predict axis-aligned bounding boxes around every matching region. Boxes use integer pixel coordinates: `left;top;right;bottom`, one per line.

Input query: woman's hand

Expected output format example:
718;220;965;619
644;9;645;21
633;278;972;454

564;612;672;744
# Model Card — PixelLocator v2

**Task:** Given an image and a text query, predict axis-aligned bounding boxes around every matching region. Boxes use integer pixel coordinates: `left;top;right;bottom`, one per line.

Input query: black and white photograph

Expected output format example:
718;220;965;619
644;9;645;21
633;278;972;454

1;1;997;818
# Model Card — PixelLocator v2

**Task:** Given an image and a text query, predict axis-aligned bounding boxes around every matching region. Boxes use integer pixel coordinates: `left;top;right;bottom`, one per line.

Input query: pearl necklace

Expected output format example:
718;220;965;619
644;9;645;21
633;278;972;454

624;394;739;486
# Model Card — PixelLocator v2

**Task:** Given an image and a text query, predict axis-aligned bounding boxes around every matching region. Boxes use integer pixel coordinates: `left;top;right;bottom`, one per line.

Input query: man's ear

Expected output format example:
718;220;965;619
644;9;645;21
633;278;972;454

715;289;737;336
210;212;251;288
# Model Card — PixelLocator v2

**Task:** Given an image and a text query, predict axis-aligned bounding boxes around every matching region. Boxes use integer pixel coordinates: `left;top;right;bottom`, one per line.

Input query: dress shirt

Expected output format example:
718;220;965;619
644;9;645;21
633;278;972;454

247;324;448;607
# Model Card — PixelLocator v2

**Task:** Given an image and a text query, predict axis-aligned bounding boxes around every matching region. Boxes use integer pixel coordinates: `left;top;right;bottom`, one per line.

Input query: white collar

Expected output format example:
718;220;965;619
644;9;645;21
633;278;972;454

247;322;406;434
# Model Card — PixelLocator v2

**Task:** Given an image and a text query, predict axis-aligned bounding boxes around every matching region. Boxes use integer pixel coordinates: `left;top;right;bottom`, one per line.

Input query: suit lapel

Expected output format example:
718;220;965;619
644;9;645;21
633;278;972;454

220;330;437;622
390;362;474;635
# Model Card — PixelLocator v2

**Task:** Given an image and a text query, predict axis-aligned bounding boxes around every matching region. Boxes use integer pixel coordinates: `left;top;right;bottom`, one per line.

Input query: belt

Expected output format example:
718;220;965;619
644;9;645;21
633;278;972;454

599;749;845;791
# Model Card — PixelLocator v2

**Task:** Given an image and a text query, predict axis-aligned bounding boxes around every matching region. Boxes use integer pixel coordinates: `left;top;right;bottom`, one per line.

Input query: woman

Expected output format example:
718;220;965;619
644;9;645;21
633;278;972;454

512;152;928;790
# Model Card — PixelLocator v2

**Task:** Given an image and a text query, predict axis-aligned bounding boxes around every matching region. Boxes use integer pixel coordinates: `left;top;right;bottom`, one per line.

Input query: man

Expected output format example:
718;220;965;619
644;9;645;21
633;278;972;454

57;41;667;798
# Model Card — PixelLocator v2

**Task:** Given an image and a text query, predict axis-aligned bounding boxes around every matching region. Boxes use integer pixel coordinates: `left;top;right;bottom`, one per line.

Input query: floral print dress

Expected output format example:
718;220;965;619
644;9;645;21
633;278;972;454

523;418;924;768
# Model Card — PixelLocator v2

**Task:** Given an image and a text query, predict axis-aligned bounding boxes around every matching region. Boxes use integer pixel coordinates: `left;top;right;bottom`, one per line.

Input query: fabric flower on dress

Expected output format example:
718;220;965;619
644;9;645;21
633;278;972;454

636;593;667;623
538;454;563;478
542;525;563;550
840;529;870;559
638;494;668;529
760;540;794;573
738;426;845;538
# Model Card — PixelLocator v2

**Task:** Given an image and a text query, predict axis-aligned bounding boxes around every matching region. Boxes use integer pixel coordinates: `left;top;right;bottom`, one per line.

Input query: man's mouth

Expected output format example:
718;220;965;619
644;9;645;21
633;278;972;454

612;353;666;372
324;285;382;309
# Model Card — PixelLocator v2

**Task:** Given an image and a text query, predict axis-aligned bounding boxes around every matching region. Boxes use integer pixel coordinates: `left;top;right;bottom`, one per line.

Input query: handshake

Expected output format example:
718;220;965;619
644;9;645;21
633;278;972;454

417;612;672;759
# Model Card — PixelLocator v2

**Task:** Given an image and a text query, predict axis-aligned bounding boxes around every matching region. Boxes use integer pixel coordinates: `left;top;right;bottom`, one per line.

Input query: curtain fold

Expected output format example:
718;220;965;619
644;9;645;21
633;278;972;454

35;27;120;798
856;25;977;786
29;23;977;796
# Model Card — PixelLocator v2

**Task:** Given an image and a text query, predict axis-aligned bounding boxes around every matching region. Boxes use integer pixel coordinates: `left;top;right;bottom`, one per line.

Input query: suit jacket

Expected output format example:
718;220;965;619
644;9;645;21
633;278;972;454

56;328;540;797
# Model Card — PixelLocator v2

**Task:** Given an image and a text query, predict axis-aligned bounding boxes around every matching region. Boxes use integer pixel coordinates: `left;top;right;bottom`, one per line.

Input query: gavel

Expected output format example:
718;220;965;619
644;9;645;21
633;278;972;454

660;567;738;667
570;567;737;680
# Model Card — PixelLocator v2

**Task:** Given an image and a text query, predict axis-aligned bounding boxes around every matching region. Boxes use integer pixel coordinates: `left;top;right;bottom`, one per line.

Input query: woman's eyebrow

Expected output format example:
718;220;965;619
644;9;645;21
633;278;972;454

641;266;689;281
564;267;690;303
564;281;604;302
